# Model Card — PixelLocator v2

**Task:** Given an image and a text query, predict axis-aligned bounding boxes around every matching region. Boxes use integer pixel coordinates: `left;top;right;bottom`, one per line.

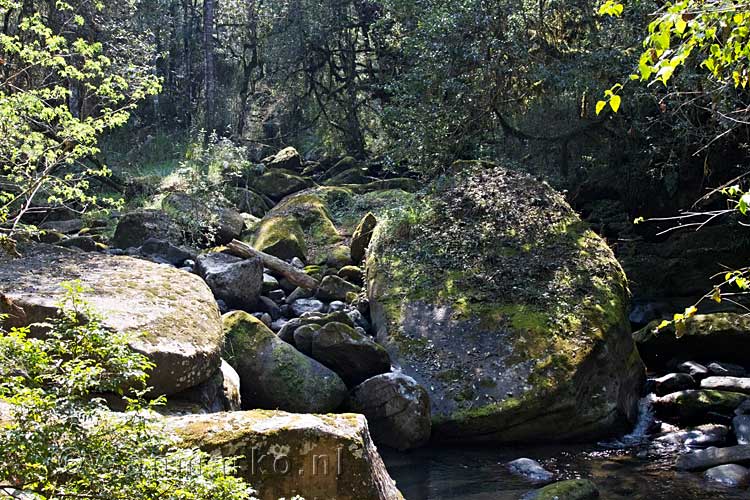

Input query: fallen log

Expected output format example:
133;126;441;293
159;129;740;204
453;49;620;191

226;239;319;290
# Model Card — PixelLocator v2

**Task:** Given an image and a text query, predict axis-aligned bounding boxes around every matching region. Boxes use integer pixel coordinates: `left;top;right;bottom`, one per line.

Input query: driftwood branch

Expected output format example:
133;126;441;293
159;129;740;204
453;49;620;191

226;239;320;290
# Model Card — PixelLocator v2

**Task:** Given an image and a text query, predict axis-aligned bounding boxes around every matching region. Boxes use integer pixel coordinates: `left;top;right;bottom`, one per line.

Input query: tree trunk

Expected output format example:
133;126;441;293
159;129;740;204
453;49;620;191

203;0;217;137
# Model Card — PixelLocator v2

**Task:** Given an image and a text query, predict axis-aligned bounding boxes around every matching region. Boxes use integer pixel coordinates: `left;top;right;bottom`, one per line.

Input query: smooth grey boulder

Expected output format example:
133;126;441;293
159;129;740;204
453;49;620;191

654;424;729;448
112;209;181;249
701;376;750;394
704;464;750;488
317;275;361;302
311;322;391;386
222;311;347;413
140;238;193;266
734;415;750;445
652;373;695;396
677;361;709;379
345;372;431;451
293;324;320;355
708;362;746;377
196;252;263;310
506;458;555;485
676;445;750;470
291;298;326;317
0;244;223;396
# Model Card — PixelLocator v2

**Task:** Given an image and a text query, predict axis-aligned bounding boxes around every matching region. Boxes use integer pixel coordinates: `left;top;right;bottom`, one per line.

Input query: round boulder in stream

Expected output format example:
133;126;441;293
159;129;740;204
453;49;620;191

222;310;347;413
367;161;645;444
345;372;431;451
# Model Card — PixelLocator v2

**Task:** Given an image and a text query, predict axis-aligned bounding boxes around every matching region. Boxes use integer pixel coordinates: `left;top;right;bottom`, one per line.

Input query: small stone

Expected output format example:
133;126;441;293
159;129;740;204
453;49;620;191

285;286;313;304
677;361;709;379
652;373;695;396
708;362;746;377
704;464;750;488
270;318;288;332
257;296;281;320
507;458;555;485
291;298;326;317
291;257;305;269
262;273;279;294
328;301;346;312
267;289;286;303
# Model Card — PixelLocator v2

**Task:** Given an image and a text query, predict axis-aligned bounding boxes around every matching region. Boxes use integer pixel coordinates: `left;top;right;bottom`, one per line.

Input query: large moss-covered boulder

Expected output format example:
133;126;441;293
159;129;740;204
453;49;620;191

222;311;348;412
634;313;750;368
165;410;403;500
252;216;307;262
0;245;223;395
366;161;644;443
258;190;344;265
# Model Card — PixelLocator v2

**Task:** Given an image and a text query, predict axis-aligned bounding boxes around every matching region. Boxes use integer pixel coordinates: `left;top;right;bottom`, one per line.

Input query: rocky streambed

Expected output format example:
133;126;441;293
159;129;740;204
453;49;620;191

4;148;750;499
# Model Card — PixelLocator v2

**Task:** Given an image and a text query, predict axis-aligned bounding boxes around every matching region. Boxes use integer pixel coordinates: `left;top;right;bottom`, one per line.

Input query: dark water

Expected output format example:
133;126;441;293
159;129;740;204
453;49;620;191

382;444;750;499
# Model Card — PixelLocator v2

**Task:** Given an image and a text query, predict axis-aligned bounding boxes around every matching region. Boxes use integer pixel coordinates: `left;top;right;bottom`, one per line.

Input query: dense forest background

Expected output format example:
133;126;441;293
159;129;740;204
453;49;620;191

1;0;750;266
3;0;747;216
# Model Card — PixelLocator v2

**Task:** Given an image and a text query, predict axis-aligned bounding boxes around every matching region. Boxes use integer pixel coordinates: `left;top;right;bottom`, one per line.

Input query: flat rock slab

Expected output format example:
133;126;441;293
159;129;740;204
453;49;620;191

701;376;750;394
165;410;403;500
0;245;223;395
676;445;750;471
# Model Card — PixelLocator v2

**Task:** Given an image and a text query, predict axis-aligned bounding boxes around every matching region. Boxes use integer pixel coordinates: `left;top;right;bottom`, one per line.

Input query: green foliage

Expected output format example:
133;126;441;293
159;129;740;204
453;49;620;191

0;1;160;250
0;282;256;499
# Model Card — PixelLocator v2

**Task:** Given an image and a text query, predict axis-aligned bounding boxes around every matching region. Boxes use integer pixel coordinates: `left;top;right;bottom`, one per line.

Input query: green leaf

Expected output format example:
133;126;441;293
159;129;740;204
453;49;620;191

595;100;607;115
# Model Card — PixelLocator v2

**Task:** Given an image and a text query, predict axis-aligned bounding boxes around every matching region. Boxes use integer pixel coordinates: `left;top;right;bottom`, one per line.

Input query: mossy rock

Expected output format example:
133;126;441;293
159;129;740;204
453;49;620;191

522;479;599;500
262;191;345;265
323;156;359;180
0;244;223;396
227;187;270;218
634;313;750;369
325;167;376;186
367;161;645;444
222;311;347;413
317;275;362;302
165;410;404;500
250;169;313;200
262;146;303;173
253;215;307;262
351;212;378;263
653;389;748;422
